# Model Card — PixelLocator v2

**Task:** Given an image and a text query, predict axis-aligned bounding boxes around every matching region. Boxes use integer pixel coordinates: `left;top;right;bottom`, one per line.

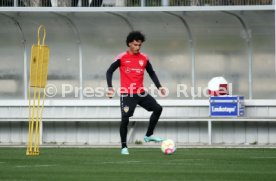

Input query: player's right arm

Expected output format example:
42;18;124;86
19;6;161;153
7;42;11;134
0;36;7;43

106;59;120;98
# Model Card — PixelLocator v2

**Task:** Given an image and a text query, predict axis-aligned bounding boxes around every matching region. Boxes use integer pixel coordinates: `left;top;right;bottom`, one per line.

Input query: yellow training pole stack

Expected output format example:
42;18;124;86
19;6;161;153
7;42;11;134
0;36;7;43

26;25;50;156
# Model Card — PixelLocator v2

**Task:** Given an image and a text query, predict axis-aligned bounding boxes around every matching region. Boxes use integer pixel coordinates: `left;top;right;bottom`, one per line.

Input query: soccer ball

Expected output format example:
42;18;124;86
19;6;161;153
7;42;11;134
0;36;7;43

161;139;176;155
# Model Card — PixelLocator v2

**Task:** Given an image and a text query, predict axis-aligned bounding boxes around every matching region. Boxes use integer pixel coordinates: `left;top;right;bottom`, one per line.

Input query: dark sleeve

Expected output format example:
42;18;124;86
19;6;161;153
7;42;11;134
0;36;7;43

106;59;120;88
146;61;162;89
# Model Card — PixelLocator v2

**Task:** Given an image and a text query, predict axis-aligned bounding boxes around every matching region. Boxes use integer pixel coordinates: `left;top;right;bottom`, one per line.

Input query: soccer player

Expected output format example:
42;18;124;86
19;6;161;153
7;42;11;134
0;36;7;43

106;31;166;155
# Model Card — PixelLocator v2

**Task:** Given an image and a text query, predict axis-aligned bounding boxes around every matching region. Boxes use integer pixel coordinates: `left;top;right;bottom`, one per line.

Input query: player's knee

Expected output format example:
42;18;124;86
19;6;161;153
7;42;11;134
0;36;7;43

122;112;134;118
121;117;130;123
154;104;163;114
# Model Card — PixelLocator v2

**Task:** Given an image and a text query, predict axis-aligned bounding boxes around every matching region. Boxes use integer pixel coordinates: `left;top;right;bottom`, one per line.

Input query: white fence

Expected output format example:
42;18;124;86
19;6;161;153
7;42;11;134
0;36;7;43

0;100;276;146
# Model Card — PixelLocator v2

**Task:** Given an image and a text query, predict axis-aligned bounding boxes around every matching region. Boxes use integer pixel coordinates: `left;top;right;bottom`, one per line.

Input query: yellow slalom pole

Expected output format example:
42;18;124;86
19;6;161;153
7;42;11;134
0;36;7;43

27;40;40;156
26;87;33;155
37;27;47;151
34;26;46;154
26;25;50;156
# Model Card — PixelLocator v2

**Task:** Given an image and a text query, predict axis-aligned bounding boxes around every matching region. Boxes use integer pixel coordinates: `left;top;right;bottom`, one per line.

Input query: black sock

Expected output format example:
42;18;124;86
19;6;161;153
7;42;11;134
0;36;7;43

120;117;129;148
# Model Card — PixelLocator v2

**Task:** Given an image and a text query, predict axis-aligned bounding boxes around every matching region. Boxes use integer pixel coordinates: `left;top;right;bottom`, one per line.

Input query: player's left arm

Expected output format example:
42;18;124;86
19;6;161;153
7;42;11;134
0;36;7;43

145;61;166;95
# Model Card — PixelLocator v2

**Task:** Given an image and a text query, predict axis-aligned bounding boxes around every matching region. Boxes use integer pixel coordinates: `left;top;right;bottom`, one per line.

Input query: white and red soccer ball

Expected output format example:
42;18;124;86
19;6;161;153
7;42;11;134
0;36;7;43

161;139;176;155
208;76;229;96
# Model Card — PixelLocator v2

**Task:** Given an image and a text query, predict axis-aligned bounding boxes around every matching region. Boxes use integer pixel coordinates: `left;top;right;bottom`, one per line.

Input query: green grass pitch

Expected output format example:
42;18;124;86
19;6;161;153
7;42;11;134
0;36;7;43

0;148;276;181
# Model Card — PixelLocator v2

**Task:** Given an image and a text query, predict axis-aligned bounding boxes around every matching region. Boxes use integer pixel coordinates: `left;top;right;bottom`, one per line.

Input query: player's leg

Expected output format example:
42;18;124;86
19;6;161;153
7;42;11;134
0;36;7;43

120;117;129;150
138;92;164;142
120;94;137;154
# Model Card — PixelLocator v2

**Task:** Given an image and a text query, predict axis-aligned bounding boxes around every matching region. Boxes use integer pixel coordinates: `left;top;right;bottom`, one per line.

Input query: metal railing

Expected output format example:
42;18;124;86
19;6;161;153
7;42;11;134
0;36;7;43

0;0;274;7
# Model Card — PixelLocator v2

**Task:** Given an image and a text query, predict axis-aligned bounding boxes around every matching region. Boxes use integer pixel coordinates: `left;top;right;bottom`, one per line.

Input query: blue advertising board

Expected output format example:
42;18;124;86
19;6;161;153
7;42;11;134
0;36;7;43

210;96;244;117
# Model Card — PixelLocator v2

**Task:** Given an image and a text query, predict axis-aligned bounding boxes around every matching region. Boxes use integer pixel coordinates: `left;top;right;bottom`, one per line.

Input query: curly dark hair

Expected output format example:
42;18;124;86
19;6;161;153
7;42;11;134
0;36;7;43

126;31;145;47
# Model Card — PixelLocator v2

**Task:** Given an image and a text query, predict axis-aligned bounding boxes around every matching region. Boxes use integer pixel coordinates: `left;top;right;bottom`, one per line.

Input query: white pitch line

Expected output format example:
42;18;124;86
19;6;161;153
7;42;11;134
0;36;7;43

102;161;141;164
250;157;276;159
16;164;56;168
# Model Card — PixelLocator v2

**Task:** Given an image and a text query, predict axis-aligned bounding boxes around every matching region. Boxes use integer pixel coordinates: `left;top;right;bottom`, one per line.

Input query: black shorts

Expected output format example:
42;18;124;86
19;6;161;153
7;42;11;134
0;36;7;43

120;92;161;118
